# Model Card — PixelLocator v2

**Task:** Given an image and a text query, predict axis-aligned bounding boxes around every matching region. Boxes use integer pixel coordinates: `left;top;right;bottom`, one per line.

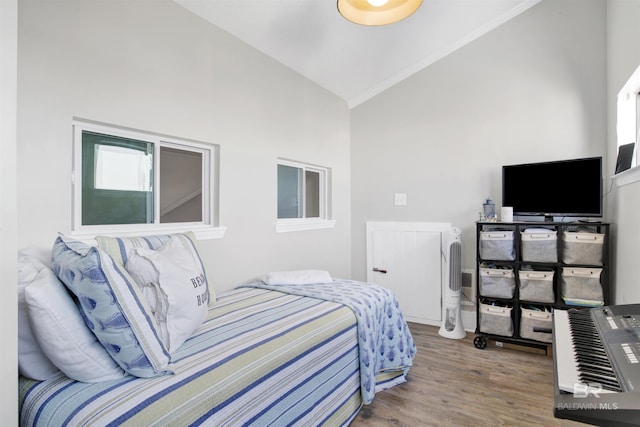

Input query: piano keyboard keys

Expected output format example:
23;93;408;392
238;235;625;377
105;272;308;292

568;309;623;392
554;304;640;426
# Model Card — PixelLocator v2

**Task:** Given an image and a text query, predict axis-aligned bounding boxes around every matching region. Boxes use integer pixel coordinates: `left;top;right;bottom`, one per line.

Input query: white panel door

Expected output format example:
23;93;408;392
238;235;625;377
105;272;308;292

366;222;450;326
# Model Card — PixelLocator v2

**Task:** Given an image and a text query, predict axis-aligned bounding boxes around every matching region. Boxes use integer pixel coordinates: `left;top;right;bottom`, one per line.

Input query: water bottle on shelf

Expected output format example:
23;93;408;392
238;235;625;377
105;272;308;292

482;197;496;221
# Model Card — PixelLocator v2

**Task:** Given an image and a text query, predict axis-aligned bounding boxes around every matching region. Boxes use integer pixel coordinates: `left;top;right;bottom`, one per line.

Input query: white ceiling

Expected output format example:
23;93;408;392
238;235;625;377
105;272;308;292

175;0;541;108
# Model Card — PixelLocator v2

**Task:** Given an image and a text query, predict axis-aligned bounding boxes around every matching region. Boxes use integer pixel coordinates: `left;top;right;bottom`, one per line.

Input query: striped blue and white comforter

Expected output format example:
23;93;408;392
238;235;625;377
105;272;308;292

19;283;415;426
20;288;363;427
246;279;417;404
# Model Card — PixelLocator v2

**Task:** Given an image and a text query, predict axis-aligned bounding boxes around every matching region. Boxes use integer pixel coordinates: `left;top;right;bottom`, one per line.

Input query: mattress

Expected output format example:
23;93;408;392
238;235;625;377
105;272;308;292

19;287;363;426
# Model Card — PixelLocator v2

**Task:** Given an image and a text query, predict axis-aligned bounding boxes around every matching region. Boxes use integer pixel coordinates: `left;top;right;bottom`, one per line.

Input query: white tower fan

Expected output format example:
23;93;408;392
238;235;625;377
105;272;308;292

438;226;466;339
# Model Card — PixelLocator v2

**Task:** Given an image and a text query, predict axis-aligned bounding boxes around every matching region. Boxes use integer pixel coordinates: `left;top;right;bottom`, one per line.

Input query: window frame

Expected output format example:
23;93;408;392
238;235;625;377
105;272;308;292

615;64;640;187
71;119;225;241
276;158;335;233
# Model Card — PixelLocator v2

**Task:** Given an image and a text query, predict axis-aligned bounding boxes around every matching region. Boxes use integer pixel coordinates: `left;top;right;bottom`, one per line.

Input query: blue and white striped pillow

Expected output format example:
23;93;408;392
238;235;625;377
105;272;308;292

95;234;172;268
51;235;174;378
96;232;215;303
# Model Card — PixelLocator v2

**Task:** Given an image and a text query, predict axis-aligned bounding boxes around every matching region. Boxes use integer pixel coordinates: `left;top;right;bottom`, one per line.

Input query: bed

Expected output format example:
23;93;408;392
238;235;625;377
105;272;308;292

18;234;416;426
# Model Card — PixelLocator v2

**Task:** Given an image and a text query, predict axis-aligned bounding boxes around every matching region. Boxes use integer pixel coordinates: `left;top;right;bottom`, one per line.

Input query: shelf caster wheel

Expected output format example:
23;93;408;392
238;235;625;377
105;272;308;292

474;336;487;349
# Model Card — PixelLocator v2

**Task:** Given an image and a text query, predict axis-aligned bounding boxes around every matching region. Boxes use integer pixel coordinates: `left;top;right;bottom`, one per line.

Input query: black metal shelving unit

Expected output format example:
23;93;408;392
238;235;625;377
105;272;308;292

473;220;610;350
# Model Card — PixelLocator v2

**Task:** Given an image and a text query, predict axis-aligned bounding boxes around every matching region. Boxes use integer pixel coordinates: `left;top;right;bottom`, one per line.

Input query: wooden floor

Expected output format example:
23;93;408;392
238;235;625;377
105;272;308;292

350;322;586;427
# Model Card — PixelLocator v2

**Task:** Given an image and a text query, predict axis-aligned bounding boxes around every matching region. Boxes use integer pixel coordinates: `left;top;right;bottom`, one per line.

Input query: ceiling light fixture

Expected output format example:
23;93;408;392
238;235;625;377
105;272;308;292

337;0;422;26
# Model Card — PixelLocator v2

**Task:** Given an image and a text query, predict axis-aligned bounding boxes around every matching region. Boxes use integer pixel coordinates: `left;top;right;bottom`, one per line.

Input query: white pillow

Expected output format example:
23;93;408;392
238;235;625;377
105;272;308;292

17;248;60;380
51;234;174;378
96;232;216;304
262;270;333;285
126;234;210;352
25;266;127;383
125;255;167;334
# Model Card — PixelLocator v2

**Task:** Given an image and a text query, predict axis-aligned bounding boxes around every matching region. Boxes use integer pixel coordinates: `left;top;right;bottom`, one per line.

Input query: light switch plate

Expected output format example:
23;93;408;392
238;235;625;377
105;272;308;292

394;193;407;206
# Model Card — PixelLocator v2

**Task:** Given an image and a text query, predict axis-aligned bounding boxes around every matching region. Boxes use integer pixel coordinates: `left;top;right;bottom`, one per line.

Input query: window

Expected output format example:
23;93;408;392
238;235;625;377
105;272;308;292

617;91;639;165
615;64;640;186
72;119;224;240
276;159;335;232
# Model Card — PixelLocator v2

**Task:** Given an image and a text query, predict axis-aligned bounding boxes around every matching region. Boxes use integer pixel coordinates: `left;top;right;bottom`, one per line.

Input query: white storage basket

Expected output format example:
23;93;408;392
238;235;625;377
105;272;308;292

518;269;555;303
479;264;515;299
521;228;557;263
560;267;604;306
479;230;515;261
562;231;604;265
479;302;514;337
519;307;553;343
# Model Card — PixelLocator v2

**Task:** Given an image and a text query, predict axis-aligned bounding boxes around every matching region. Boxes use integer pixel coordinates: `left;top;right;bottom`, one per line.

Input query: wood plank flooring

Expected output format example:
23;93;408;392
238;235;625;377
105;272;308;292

350;322;586;427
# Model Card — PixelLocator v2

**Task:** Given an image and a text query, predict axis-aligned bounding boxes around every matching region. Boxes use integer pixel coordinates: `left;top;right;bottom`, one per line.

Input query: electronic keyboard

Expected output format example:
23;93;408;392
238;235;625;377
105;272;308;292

553;304;640;426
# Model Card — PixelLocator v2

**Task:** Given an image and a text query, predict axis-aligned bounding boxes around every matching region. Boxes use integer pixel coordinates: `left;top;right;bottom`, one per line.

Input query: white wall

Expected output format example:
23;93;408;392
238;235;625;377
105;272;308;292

350;0;607;281
17;0;352;293
606;0;640;304
0;0;18;421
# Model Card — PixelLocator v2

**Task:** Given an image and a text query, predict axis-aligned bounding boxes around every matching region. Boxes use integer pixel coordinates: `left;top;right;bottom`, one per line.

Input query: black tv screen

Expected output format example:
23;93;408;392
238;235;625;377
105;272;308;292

502;157;603;219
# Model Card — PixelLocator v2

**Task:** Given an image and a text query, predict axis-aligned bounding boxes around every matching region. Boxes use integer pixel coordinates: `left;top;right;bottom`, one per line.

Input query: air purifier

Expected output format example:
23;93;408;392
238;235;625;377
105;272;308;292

439;226;466;339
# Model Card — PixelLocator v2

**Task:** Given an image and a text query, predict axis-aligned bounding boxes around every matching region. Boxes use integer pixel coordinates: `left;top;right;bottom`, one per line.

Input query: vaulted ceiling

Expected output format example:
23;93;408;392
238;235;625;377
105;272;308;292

175;0;541;107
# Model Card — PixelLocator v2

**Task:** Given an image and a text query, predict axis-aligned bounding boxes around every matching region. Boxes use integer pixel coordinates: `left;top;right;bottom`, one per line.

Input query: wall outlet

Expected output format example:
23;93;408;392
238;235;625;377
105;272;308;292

461;269;476;304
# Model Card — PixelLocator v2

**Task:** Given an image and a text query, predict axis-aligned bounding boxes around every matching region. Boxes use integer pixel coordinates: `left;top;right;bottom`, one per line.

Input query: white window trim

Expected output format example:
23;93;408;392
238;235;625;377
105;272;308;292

613;165;640;187
70;224;227;246
71;118;225;241
276;158;335;233
614;64;640;187
276;218;337;233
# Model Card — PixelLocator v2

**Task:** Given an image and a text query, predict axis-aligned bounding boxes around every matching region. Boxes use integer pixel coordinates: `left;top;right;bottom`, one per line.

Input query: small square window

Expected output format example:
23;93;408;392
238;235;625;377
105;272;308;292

276;159;335;233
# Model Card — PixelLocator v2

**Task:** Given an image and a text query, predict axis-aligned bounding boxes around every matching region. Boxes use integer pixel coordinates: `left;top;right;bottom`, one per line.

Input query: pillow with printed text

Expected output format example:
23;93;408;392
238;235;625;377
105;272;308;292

125;234;210;352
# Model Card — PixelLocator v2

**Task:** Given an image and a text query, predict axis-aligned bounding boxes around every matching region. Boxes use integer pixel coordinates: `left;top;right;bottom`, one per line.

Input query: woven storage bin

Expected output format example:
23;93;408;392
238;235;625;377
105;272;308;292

519;307;553;343
521;228;557;263
479;264;515;298
479;302;513;337
479;230;515;261
561;267;604;306
562;231;604;265
518;269;555;303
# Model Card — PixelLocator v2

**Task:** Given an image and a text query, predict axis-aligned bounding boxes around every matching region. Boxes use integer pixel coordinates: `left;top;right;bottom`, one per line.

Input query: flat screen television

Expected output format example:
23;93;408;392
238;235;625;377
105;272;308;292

502;157;603;220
